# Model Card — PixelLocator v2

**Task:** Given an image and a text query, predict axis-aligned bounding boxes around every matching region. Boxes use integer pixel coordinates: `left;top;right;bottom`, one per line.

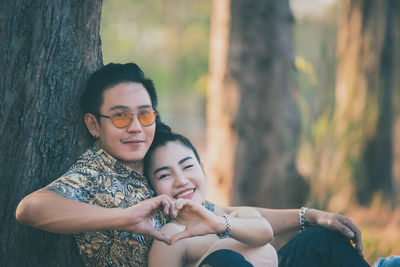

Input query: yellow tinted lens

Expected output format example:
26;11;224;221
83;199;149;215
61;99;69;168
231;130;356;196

112;112;132;128
138;110;156;126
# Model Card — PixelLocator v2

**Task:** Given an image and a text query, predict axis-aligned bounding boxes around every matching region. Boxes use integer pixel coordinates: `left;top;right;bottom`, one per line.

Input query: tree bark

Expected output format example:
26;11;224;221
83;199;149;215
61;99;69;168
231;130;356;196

206;0;306;208
312;0;400;210
0;0;103;266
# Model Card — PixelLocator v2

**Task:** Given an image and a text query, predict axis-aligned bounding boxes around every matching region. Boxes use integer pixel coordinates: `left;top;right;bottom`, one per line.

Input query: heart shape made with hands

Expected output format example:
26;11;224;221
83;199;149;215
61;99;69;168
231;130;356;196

166;199;224;244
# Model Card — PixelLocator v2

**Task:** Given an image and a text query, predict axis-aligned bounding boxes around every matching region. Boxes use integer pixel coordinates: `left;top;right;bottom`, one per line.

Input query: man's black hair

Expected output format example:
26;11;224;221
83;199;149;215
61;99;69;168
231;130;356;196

80;62;158;117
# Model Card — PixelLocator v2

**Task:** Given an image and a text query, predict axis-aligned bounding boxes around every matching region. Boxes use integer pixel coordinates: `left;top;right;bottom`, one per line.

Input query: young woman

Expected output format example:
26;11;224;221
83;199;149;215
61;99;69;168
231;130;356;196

144;129;278;267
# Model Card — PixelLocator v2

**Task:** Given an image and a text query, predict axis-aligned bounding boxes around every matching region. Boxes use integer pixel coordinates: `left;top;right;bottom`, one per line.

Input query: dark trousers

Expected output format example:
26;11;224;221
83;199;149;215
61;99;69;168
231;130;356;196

198;249;254;266
198;227;370;267
278;227;370;267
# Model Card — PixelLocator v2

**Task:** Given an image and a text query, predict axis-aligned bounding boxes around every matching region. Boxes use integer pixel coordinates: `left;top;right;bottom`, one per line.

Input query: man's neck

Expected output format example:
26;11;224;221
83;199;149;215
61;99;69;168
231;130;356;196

122;160;143;174
94;143;144;174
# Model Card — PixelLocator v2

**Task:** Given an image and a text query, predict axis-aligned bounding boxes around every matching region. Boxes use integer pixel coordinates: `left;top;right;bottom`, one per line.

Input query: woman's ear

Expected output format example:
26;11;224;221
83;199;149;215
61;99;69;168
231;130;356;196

84;113;100;139
200;162;206;173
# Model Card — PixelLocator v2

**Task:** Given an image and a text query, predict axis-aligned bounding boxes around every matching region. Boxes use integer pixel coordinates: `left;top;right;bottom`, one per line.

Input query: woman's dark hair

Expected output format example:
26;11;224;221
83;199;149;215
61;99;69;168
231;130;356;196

143;122;201;178
80;62;158;118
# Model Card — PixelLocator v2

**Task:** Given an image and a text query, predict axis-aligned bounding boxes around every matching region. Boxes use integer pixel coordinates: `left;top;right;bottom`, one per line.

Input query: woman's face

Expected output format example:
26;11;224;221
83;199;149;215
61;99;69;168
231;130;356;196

147;141;206;204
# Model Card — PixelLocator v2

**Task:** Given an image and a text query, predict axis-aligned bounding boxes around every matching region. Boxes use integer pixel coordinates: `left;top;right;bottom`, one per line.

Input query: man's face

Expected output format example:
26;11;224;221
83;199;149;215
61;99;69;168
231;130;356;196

94;82;156;171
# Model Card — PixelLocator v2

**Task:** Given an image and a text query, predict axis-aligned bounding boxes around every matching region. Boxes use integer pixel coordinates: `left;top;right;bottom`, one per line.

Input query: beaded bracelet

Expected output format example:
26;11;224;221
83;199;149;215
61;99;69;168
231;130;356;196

217;213;232;238
299;207;309;231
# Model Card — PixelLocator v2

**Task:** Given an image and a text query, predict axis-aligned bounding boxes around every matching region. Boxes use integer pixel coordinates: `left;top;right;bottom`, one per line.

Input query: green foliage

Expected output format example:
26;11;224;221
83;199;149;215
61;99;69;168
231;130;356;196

294;5;337;142
101;0;211;118
293;4;339;209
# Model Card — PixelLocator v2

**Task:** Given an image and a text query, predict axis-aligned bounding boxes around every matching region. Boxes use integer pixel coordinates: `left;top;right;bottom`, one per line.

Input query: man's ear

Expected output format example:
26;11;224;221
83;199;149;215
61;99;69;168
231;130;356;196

84;113;100;138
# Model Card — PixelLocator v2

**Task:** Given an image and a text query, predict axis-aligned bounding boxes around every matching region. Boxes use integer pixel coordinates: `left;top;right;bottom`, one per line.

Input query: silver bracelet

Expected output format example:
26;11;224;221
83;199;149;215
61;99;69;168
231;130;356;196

217;213;232;238
299;207;309;231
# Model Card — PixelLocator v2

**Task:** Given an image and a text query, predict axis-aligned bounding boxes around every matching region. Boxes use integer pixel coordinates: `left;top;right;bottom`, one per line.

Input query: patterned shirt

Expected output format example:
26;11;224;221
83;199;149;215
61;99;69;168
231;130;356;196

46;145;166;267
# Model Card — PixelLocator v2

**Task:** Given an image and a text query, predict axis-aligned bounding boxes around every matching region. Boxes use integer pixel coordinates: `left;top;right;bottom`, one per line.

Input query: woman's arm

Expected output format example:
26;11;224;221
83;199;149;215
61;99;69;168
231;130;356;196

16;188;176;243
216;205;301;235
228;207;274;246
170;199;273;247
240;207;301;236
148;223;187;267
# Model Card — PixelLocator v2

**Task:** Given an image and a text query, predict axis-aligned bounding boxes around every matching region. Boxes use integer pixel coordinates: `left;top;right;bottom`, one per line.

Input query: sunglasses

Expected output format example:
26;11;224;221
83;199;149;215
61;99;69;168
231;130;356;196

98;109;158;128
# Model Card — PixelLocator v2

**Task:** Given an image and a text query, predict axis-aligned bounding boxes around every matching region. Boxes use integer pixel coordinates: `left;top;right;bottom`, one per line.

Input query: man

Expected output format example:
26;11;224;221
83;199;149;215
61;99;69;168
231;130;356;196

16;63;177;266
16;63;369;266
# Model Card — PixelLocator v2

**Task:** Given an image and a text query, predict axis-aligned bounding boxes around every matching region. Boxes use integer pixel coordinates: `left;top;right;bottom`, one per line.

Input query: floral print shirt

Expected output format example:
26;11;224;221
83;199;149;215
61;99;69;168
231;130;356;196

46;145;166;267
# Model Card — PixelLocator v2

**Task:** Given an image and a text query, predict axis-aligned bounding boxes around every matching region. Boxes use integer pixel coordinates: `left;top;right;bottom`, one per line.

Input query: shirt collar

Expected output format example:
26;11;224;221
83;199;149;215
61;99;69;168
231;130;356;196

92;144;146;181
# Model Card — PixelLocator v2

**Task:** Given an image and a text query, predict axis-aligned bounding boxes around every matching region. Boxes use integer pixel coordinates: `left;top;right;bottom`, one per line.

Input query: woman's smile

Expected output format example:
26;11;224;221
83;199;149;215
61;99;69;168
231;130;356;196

175;188;196;199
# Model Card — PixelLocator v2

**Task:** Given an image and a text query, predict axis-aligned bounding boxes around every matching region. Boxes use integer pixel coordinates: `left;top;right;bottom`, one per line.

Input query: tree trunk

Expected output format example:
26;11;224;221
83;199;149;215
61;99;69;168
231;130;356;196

0;1;103;266
312;0;400;210
206;0;306;208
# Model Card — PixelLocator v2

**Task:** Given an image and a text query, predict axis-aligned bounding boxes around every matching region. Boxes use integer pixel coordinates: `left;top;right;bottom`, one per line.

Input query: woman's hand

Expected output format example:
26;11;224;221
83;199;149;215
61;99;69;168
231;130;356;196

121;194;178;244
307;209;364;257
170;199;225;244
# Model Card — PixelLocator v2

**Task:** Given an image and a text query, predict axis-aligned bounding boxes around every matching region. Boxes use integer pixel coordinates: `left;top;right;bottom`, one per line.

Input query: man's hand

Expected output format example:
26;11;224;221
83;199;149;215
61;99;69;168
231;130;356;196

122;194;177;244
308;209;364;257
170;198;225;244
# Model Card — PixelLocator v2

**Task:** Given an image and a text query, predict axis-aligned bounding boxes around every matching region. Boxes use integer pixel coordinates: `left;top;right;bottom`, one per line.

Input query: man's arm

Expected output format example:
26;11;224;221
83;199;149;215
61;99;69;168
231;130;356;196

245;208;300;236
220;206;364;257
16;188;176;243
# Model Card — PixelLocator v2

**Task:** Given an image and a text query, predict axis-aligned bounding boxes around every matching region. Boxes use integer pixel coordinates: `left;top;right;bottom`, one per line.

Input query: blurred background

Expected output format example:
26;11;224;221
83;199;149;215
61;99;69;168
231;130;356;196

101;0;209;141
101;0;399;263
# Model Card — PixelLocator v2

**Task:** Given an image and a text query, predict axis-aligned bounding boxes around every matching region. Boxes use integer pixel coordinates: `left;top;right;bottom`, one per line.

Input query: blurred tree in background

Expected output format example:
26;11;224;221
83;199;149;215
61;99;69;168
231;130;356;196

296;0;400;212
205;0;307;208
